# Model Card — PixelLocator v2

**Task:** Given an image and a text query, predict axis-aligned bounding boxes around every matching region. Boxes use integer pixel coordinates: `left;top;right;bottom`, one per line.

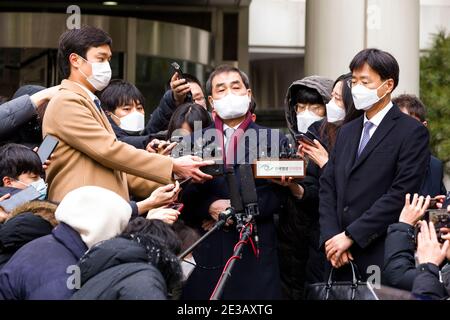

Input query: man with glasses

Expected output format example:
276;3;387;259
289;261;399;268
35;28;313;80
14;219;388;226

319;48;430;281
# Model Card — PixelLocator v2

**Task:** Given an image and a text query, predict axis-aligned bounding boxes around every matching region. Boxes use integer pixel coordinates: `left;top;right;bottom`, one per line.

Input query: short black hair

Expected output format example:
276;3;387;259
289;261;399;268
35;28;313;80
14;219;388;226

183;73;203;89
0;143;43;186
392;94;427;122
121;217;182;291
57;25;112;79
205;64;250;97
295;86;325;105
349;48;399;90
100;79;145;112
167;102;212;139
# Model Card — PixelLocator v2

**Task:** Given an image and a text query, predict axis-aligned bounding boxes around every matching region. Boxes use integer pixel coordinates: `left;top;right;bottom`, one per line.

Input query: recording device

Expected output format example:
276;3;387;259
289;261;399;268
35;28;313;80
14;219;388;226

0;186;41;213
193;137;224;176
37;135;59;164
424;209;450;243
151;141;171;149
171;62;193;102
170;135;184;143
443;191;450;208
294;133;315;146
167;202;184;212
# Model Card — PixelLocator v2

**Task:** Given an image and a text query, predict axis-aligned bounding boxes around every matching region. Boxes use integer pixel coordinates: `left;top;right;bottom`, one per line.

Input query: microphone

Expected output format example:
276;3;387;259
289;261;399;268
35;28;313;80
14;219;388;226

225;166;244;214
238;164;259;218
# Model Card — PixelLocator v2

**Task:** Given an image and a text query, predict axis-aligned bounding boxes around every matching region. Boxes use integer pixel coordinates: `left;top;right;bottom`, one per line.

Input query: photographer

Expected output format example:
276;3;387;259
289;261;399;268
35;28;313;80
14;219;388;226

383;193;450;299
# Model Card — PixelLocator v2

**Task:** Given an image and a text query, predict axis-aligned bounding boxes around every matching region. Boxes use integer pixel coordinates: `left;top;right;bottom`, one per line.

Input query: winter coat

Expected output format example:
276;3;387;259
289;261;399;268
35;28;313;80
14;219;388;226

42;79;172;202
278;77;333;298
412;263;450;300
143;90;179;136
382;222;419;290
180;122;288;300
0;222;87;300
0;200;57;269
71;236;180;300
0;95;37;140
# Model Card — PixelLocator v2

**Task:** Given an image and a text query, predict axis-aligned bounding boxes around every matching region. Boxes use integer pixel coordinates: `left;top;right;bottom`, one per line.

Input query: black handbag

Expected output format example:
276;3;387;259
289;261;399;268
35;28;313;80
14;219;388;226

306;261;377;300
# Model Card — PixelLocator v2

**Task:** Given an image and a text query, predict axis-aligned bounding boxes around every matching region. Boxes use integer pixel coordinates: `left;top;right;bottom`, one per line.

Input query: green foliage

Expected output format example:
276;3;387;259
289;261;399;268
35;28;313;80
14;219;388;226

420;30;450;173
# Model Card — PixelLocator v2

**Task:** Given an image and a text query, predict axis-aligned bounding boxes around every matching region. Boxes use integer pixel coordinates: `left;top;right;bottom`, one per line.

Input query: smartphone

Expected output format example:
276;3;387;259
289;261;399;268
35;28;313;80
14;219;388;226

0;186;41;213
37;135;59;164
294;133;316;147
179;177;193;188
443;191;450;208
152;141;171;149
168;202;184;212
170;62;193;102
429;197;439;209
170;135;184;143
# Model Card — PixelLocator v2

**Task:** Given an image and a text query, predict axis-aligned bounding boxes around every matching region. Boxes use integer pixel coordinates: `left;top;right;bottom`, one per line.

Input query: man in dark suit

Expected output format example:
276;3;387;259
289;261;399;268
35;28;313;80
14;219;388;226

392;94;447;197
179;65;288;299
319;49;430;280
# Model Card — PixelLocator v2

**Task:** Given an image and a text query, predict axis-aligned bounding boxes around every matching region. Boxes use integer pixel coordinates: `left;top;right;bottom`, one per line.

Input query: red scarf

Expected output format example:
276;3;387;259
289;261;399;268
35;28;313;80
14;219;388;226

213;112;253;165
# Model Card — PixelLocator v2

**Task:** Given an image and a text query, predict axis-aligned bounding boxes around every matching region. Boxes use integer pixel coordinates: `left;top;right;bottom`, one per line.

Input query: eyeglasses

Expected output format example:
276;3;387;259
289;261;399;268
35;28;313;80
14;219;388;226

296;103;325;114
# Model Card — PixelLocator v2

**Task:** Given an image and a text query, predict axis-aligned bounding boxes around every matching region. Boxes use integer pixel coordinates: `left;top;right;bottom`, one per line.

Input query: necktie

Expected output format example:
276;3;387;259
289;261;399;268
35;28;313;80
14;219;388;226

94;98;102;112
224;128;235;152
357;121;375;158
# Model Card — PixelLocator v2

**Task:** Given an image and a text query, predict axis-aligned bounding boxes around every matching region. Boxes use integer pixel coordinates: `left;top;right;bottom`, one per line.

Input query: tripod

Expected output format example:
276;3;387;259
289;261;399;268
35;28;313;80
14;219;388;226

209;214;259;300
177;207;236;260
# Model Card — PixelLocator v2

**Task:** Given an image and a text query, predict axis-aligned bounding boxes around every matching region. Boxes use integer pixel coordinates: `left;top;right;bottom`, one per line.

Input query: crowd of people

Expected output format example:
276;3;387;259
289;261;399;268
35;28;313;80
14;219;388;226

0;25;448;300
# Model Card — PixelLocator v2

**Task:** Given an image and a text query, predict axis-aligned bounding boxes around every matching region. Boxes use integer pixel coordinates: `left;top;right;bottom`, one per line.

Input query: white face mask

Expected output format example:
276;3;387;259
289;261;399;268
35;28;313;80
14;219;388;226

113;111;145;132
78;56;112;91
212;93;250;120
326;100;346;123
351;81;388;111
296;110;323;133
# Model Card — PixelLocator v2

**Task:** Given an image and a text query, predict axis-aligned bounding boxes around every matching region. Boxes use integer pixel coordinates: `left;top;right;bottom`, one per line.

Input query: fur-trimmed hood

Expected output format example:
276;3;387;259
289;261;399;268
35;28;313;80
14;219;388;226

7;200;58;227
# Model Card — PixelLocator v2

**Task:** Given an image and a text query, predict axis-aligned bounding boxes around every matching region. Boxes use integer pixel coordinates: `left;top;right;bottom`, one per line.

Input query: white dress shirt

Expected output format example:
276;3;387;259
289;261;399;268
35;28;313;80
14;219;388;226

358;101;393;145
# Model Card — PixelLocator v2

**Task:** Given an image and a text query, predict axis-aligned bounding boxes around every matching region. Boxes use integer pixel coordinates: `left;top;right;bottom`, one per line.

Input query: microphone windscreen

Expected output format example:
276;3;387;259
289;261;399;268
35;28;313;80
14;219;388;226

239;164;258;205
225;166;244;212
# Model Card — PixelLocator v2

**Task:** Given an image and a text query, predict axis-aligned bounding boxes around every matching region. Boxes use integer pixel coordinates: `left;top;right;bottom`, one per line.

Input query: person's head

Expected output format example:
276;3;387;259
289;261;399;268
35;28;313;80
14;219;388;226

392;94;427;126
121;217;182;290
349;48;399;111
55;186;132;248
182;73;207;109
0;144;45;194
167;102;212;138
100;79;146;132
294;79;330;133
325;73;361;124
58;25;112;92
206;65;251;121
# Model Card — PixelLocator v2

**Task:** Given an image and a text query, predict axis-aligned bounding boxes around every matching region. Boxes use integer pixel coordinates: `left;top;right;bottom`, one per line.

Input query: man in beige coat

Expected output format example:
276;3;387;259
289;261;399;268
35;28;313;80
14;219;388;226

43;26;212;202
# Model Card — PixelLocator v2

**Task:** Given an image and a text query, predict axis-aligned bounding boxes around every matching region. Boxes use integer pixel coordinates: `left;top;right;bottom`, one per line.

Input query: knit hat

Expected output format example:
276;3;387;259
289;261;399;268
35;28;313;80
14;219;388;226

55;186;132;248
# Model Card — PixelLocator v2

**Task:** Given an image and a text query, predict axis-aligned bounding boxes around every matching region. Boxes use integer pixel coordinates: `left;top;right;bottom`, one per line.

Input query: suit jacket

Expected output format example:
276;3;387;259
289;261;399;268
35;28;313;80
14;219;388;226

319;104;430;278
180;122;288;300
420;155;447;197
42;79;173;202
